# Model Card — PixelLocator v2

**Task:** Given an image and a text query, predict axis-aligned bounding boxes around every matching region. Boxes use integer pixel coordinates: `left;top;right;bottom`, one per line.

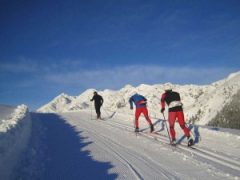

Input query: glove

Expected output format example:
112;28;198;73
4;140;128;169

161;108;165;113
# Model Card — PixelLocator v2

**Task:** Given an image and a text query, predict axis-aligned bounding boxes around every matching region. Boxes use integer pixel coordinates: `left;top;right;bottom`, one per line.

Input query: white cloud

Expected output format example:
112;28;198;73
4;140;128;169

44;65;237;90
0;58;87;74
0;59;38;73
1;58;237;90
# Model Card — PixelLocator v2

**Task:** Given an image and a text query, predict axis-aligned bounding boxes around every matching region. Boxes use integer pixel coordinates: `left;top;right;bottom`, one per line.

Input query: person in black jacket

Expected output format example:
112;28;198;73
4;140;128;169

90;91;104;119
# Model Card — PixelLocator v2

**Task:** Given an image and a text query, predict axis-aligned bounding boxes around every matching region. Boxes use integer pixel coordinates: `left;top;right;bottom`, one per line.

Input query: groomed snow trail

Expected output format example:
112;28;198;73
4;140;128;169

15;110;240;180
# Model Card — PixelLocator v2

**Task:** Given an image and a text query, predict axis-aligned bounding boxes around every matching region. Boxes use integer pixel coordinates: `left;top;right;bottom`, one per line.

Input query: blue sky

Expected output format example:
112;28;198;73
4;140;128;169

0;0;240;110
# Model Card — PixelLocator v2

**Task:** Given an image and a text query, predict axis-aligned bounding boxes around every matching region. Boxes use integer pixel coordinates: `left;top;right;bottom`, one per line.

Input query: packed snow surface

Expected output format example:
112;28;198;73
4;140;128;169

1;72;240;179
15;110;240;180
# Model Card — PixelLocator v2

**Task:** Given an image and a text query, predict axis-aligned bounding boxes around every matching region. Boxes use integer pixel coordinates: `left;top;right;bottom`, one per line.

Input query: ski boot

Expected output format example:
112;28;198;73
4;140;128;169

171;138;176;146
134;128;139;133
187;137;194;147
150;124;154;133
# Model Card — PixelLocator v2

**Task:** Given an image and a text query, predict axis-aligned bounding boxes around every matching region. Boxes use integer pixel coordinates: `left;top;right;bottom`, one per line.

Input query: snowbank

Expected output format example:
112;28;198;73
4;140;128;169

0;104;31;180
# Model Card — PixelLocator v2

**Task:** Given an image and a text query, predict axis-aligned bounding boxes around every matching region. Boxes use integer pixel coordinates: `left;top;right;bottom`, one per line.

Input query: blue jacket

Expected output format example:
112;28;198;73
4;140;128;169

129;93;147;109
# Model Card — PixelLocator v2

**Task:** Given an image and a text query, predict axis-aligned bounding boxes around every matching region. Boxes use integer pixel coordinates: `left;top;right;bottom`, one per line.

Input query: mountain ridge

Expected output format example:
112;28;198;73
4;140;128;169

37;71;240;126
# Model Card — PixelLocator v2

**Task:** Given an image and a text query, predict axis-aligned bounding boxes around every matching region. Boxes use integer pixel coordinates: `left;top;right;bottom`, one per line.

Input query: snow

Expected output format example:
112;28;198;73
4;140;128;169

13;110;240;179
37;71;240;126
1;71;240;179
0;104;31;180
37;93;76;113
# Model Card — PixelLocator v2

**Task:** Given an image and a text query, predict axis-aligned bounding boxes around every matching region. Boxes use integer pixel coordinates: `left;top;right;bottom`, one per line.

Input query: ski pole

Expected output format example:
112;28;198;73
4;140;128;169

162;112;171;144
91;101;93;120
133;109;135;129
132;108;137;132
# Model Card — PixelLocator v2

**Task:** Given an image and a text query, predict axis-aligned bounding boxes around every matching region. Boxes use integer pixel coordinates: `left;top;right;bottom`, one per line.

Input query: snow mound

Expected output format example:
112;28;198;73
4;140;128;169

37;93;76;113
0;104;31;180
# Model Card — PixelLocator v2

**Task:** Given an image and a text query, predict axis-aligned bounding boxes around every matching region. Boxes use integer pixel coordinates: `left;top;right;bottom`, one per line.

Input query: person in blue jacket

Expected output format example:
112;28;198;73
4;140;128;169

129;93;154;133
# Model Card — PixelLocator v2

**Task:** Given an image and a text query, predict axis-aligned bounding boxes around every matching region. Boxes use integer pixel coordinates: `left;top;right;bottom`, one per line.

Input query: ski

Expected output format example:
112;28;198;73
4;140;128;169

136;130;196;149
174;140;196;149
99;111;116;121
91;118;106;121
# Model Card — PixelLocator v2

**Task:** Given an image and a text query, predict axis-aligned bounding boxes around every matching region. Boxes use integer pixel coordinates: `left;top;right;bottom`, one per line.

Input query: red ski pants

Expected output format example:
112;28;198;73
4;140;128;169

135;107;153;128
168;111;190;140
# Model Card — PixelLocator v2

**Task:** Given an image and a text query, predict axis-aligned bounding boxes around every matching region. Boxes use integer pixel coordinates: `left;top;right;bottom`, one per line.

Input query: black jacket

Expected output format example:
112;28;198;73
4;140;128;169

161;91;183;112
91;94;104;107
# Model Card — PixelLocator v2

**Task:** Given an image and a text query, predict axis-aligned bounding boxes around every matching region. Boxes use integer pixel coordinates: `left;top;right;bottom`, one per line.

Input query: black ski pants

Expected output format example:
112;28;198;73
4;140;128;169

95;105;101;118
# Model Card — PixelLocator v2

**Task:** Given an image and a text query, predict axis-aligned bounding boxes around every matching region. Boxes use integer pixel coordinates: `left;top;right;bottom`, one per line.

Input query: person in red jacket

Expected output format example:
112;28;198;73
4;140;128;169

161;86;193;146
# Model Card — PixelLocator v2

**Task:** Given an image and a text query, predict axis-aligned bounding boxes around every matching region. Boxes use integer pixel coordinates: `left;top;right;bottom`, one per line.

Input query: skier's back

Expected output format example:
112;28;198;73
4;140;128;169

161;86;193;146
129;93;154;133
91;91;104;119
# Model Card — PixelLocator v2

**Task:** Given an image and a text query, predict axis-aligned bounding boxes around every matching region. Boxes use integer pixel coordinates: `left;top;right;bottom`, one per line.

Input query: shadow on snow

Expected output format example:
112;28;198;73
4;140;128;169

153;119;201;145
18;112;118;180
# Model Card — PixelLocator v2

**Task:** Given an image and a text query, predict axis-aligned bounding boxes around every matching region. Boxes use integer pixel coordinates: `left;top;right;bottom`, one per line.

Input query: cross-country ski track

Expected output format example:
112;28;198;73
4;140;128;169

14;110;240;180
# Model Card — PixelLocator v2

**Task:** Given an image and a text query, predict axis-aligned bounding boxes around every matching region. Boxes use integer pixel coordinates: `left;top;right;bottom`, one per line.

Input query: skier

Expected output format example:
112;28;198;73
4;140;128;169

90;91;104;119
129;92;154;133
160;85;193;146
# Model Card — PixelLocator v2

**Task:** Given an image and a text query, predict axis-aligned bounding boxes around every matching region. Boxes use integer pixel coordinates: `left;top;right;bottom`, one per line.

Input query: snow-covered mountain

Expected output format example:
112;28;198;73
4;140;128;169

37;93;76;113
38;71;240;125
